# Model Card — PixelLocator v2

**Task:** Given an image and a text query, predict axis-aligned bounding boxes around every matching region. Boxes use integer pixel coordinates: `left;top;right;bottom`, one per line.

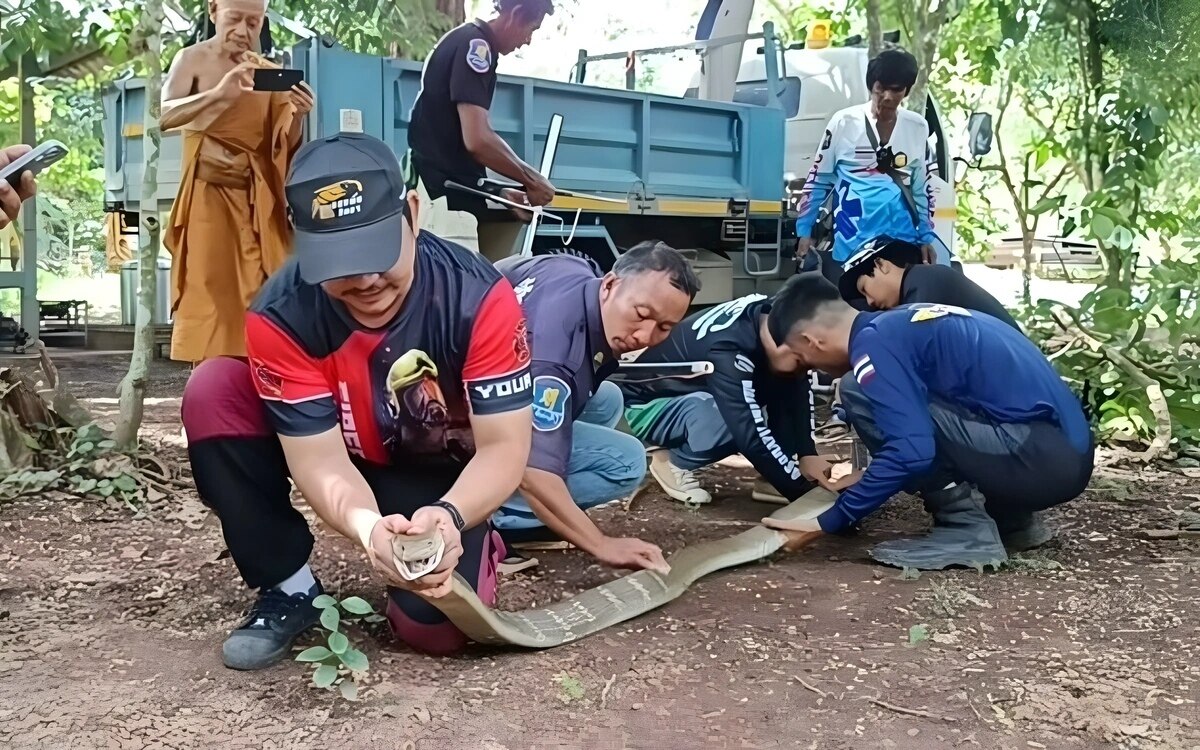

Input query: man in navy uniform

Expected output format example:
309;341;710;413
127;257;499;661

492;242;700;573
619;284;855;508
764;273;1094;570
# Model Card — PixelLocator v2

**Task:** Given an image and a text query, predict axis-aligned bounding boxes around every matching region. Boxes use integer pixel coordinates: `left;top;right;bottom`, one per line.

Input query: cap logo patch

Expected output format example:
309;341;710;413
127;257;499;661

312;180;364;221
466;38;492;74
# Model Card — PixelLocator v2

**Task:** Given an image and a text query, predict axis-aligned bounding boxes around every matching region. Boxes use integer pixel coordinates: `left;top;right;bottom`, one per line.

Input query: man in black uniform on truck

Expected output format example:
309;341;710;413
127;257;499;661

620;285;858;507
408;0;557;253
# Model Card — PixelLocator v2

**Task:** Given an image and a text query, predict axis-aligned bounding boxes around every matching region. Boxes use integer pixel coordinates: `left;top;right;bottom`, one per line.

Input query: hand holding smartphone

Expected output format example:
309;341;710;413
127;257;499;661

0;140;68;192
0;141;69;228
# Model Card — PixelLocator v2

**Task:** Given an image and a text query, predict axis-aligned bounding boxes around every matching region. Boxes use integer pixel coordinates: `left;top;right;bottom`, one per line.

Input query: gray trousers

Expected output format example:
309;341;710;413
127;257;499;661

636;393;737;471
840;377;1094;521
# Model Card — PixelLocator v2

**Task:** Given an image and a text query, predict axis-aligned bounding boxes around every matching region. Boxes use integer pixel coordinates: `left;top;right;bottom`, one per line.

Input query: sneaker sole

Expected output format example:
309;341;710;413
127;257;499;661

649;462;711;505
498;556;540;575
511;541;573;551
750;489;788;505
222;627;314;671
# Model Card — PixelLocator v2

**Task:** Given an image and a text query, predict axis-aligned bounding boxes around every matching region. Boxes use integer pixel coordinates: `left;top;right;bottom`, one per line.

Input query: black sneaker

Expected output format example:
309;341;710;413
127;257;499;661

222;581;323;670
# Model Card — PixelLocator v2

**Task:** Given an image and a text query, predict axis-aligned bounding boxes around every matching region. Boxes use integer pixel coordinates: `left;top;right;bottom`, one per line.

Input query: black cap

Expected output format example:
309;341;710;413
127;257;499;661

285;131;408;284
838;236;923;304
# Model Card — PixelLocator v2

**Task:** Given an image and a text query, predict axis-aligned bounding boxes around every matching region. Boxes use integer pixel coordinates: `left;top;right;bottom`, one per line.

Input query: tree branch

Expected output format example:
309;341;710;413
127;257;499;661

1037;163;1072;203
1048;306;1173;463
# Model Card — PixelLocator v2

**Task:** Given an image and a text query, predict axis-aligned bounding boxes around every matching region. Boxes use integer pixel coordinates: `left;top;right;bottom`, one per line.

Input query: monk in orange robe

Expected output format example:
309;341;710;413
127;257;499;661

161;0;314;362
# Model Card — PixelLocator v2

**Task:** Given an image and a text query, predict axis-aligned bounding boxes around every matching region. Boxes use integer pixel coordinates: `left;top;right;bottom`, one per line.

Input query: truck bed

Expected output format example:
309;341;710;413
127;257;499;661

101;39;785;212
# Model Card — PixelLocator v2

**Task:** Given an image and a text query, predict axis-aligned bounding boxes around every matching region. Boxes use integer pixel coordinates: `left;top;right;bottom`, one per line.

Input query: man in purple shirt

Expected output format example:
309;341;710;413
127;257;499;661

492;243;699;573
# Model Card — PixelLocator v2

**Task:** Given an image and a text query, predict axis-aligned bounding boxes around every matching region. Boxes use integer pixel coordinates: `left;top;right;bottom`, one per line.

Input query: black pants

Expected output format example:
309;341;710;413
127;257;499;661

841;377;1094;519
182;357;502;654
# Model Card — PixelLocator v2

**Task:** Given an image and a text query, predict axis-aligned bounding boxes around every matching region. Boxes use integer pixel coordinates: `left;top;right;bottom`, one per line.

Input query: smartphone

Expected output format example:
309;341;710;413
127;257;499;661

252;68;304;92
1;140;69;191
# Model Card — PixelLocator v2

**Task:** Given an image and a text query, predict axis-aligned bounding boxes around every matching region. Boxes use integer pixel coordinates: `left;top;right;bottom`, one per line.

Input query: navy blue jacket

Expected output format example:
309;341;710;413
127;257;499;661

819;303;1092;532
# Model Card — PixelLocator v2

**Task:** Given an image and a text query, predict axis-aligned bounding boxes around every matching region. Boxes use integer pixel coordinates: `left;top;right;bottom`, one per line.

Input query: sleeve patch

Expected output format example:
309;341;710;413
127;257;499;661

852;354;876;385
466;38;492;73
532;376;571;432
253;361;285;398
821;128;832;149
513;318;531;364
910;303;972;322
467;368;533;414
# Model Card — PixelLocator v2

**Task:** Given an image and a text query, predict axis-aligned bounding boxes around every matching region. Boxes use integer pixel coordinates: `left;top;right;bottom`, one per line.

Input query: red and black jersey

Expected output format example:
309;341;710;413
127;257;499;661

245;232;533;468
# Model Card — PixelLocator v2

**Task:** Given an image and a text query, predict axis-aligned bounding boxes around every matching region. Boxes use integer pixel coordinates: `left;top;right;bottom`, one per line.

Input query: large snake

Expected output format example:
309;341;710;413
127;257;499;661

418;487;837;648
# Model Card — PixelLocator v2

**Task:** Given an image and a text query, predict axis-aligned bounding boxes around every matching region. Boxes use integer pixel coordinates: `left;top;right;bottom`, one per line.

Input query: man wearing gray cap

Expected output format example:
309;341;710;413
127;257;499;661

180;131;534;668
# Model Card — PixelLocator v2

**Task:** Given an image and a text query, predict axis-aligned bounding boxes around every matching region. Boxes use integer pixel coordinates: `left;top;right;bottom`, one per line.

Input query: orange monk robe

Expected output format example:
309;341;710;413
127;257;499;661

164;91;300;362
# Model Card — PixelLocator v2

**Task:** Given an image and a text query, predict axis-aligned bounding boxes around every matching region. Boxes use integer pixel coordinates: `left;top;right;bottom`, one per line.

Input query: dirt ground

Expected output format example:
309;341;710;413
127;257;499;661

1;351;1198;750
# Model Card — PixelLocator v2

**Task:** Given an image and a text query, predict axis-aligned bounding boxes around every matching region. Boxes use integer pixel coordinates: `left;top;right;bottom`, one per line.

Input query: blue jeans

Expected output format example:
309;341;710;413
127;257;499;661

492;381;647;530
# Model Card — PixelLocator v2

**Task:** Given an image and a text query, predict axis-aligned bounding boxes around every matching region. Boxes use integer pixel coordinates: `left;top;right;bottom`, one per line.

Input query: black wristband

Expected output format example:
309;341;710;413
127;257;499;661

431;500;466;531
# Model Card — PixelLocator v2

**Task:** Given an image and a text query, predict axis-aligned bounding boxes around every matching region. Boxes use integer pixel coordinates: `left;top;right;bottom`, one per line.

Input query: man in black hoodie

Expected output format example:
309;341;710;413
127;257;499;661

620;286;855;506
839;236;1019;329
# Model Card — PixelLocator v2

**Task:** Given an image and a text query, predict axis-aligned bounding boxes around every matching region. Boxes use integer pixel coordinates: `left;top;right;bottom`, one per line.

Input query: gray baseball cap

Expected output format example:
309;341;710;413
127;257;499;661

285;131;409;284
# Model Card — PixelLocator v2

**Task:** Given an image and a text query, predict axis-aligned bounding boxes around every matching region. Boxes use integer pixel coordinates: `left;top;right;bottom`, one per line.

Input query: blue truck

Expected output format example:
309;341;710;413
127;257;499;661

102;22;795;306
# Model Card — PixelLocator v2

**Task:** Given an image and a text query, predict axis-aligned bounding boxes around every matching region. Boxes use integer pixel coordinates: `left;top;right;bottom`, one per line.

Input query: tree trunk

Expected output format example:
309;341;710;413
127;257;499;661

436;0;465;25
1021;226;1034;306
905;0;948;116
866;0;884;58
114;0;165;451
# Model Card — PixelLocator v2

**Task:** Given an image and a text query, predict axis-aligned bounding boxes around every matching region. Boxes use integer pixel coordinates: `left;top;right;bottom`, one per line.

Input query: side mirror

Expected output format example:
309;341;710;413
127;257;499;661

968;112;994;157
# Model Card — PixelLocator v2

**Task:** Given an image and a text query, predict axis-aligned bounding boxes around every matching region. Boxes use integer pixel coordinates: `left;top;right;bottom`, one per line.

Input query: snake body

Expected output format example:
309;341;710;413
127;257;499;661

427;487;837;648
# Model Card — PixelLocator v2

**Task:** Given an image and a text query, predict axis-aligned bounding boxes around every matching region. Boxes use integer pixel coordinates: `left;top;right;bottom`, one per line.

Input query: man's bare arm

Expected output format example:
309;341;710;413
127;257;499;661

439;408;532;525
457;104;555;205
518;468;608;552
278;427;385;549
160;50;251;132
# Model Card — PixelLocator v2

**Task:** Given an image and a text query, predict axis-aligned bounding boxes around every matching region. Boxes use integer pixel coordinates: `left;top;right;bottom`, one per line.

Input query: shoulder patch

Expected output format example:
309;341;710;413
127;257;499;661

852;354;876;385
532;376;571;432
910;303;972;323
465;38;492;74
821;128;832;149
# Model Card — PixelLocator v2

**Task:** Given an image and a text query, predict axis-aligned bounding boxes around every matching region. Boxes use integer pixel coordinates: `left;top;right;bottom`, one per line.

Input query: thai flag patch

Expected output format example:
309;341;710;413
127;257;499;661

853;354;876;385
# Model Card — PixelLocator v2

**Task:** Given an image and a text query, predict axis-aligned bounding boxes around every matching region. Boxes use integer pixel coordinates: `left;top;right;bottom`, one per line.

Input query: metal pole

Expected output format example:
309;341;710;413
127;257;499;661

18;53;39;345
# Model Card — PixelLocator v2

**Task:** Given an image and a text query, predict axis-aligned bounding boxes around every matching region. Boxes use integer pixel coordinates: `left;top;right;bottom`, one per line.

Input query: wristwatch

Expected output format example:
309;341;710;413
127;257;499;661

430;500;465;531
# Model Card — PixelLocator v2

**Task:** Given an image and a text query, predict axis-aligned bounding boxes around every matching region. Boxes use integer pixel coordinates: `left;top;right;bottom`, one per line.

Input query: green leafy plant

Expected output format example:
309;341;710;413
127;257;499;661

295;595;386;701
0;421;154;510
1021;258;1200;457
553;672;586;704
907;623;930;646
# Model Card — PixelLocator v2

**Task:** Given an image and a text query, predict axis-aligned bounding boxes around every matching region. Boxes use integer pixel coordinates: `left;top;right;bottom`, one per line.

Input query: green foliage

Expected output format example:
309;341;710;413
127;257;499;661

1023;257;1200;450
0;422;147;511
765;0;859;46
171;0;458;60
953;168;1005;261
907;623;930;645
553;672;586;704
297;594;387;701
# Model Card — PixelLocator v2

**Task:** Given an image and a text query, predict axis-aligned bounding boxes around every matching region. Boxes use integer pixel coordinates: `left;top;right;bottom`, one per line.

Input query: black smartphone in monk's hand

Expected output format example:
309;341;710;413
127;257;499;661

252;68;304;92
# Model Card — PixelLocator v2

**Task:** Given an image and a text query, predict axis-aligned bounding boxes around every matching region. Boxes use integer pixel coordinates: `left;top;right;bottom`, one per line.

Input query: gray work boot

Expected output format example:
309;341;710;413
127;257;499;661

869;483;1008;570
222;581;323;670
995;512;1055;552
